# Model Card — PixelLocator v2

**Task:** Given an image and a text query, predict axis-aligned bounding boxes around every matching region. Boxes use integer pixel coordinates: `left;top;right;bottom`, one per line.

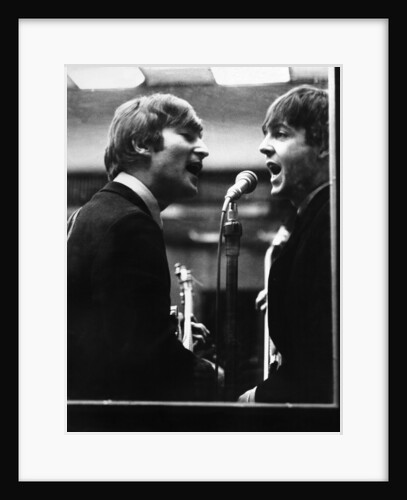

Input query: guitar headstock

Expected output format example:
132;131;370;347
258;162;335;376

174;263;192;287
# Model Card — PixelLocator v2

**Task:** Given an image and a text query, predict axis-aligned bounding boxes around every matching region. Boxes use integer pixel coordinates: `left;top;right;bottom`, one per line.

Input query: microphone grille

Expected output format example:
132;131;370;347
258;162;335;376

235;170;258;193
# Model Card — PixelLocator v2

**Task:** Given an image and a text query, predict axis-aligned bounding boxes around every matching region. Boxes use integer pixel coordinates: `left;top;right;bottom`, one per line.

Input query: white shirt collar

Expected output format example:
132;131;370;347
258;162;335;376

113;171;163;229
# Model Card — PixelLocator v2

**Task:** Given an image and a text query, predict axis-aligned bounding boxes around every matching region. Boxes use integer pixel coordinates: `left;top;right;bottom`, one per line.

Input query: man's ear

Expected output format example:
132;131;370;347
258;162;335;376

132;139;151;157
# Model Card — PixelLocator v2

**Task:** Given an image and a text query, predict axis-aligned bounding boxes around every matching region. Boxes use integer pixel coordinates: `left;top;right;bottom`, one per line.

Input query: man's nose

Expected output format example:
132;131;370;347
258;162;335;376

194;138;209;159
259;135;275;156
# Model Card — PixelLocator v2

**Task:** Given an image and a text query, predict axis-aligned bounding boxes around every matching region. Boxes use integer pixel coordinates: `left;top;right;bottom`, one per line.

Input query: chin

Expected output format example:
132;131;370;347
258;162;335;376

270;184;281;196
180;184;198;199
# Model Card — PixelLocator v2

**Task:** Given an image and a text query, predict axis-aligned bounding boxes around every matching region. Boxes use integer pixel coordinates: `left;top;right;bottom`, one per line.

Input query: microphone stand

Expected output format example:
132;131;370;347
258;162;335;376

223;200;242;401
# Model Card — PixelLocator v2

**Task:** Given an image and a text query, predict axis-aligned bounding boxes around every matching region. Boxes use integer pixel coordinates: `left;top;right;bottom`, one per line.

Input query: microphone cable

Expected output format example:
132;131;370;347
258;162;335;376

214;197;231;400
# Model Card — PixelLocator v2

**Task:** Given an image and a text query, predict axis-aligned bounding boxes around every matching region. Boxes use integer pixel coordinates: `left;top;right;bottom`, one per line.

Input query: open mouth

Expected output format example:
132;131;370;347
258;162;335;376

186;161;202;176
267;162;282;176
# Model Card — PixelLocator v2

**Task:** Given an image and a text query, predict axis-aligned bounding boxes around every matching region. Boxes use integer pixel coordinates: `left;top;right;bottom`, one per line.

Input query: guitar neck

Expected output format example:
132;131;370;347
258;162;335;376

182;282;194;351
175;263;194;352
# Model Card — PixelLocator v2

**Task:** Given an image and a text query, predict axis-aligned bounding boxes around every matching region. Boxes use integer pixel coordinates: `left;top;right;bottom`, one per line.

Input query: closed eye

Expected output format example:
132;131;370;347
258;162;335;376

179;131;196;142
270;123;290;139
274;130;288;139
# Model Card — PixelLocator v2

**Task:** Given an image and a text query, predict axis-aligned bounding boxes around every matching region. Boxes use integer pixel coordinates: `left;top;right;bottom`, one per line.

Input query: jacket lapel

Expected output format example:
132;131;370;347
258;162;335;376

274;186;331;262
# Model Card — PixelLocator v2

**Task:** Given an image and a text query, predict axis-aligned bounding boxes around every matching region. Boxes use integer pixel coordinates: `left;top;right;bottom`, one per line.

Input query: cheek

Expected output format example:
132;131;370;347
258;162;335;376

168;146;189;164
279;143;313;173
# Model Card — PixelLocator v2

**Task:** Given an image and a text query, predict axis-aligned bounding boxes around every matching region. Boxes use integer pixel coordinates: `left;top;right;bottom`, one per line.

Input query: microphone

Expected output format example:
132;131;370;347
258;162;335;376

225;170;258;202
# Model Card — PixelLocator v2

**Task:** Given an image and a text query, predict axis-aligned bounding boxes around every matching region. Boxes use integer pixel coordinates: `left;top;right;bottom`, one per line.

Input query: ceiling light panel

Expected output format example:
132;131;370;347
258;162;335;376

211;66;290;86
67;65;145;90
139;66;215;86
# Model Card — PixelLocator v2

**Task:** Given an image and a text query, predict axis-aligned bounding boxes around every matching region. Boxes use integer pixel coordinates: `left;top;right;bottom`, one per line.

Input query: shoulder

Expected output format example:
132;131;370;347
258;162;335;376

300;190;331;242
107;209;160;237
79;186;157;231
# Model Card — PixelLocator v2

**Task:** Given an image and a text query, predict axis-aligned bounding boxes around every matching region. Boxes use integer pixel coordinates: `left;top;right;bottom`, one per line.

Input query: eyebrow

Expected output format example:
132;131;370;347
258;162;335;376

177;124;203;136
262;121;290;134
271;121;290;129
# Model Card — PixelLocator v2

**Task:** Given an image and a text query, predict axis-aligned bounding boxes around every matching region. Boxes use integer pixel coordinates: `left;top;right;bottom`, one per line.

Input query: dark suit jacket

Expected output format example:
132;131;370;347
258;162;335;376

67;181;216;401
255;186;335;403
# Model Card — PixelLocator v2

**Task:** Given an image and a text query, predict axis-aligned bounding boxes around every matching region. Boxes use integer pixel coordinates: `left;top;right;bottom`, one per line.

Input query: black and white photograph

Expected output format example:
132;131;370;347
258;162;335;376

19;19;388;482
66;64;340;432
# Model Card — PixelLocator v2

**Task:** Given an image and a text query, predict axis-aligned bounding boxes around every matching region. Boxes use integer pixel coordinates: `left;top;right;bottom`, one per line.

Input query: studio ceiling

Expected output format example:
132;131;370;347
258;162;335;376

67;65;329;173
